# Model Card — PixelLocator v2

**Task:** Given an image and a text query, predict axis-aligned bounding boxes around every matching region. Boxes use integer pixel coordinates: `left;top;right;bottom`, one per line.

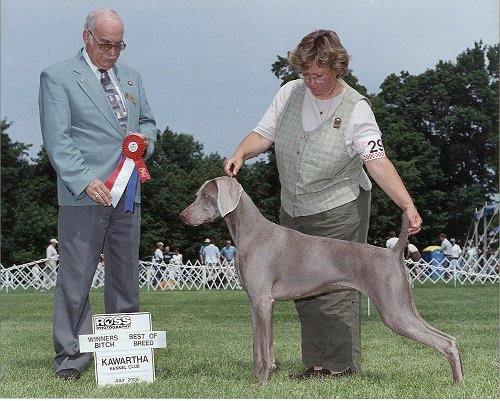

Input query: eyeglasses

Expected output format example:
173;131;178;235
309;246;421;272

299;69;331;84
88;30;126;51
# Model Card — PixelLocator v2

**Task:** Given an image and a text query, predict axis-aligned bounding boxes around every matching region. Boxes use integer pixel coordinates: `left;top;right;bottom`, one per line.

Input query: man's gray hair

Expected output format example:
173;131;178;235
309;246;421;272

84;9;123;31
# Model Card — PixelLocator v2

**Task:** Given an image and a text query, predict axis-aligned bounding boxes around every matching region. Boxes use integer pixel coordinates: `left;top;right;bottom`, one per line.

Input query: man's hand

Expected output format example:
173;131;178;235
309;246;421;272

85;178;112;206
132;132;150;147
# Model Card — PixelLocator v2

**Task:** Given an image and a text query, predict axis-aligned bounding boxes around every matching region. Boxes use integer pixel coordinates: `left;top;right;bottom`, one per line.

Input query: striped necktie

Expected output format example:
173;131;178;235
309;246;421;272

98;69;127;134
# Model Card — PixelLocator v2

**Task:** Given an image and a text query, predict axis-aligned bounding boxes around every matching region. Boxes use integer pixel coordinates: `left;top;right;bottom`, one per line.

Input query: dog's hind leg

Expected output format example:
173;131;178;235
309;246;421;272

370;289;464;383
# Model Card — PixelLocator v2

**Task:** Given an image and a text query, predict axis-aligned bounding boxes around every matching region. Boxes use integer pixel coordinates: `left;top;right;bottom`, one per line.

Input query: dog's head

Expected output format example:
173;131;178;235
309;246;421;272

180;176;243;226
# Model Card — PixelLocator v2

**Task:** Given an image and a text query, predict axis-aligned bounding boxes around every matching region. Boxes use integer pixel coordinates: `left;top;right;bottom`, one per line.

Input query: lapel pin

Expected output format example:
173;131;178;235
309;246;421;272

333;117;342;129
126;93;137;104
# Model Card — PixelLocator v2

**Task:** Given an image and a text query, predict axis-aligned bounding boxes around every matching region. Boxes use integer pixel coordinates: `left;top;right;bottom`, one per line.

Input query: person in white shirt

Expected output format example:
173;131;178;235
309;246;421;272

203;240;222;288
43;238;59;290
153;242;164;263
385;230;398;249
439;233;453;276
203;240;221;265
405;241;421;277
450;238;462;259
439;233;452;256
171;248;183;264
450;238;462;273
152;242;164;288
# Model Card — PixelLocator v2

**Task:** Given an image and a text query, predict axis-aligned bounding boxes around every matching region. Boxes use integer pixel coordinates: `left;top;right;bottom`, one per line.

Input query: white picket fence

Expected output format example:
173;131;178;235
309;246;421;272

1;255;498;293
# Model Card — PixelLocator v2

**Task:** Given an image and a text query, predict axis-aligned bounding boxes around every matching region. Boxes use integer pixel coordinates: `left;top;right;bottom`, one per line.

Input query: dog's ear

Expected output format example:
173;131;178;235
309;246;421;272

215;177;243;217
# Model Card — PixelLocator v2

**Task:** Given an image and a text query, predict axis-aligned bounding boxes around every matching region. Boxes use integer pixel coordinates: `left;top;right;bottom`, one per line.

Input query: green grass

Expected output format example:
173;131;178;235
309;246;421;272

0;283;498;398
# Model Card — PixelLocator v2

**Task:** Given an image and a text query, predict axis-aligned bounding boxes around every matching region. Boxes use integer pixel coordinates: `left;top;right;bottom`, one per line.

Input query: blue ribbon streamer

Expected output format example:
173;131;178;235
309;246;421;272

124;167;138;212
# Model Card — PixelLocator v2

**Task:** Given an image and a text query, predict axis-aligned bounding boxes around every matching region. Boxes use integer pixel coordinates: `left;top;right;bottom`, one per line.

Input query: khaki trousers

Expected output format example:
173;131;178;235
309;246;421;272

279;188;371;372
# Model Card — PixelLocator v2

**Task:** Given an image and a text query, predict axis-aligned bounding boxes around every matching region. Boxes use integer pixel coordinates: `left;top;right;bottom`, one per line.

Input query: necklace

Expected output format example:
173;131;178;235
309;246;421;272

315;98;334;121
314;78;339;121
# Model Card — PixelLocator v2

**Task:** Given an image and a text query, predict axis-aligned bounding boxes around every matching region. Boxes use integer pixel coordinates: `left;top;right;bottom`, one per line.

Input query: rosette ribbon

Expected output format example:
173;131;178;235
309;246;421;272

105;134;151;212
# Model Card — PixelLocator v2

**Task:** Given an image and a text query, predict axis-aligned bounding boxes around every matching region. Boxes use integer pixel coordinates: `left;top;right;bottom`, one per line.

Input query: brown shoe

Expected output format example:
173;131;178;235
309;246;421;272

321;367;355;377
289;366;324;380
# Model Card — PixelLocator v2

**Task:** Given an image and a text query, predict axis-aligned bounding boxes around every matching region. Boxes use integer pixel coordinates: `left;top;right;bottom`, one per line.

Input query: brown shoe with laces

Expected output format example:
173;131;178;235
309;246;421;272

289;366;324;380
321;367;355;377
290;366;355;380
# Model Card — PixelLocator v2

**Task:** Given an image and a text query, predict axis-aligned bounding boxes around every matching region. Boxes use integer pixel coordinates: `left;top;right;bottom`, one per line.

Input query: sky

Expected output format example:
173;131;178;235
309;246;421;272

1;0;498;160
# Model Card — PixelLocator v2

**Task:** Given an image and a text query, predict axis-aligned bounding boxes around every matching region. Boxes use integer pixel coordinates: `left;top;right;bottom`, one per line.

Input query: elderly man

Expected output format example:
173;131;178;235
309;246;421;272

39;9;156;380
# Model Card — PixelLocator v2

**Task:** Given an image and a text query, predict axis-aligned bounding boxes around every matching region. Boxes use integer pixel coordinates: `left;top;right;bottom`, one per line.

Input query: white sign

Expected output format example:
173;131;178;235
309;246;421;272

78;312;167;386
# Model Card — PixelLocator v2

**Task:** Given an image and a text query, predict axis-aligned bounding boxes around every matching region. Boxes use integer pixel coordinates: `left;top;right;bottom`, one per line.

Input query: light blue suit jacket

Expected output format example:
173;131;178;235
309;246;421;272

39;49;157;206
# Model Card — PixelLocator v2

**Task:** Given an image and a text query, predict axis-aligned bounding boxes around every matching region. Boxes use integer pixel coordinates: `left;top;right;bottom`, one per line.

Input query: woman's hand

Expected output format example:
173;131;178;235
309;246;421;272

223;157;243;176
405;206;422;235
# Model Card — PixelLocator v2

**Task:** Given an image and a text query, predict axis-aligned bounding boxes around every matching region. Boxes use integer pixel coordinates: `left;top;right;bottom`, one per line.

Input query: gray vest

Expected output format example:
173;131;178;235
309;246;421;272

275;80;372;217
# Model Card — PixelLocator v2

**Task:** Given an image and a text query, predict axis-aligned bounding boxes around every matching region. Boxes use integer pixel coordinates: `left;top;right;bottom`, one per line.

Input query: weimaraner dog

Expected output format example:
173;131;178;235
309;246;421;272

180;176;463;385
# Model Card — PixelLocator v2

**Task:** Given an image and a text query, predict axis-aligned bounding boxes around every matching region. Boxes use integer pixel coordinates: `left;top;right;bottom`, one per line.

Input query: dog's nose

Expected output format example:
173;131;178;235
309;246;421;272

180;210;188;221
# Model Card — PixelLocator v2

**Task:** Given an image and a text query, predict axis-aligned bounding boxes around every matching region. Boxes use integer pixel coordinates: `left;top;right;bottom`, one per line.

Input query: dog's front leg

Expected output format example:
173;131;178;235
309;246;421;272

250;296;275;385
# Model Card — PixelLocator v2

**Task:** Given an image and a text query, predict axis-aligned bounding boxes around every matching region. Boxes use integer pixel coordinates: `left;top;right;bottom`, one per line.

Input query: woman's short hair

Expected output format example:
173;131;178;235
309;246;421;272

288;30;350;77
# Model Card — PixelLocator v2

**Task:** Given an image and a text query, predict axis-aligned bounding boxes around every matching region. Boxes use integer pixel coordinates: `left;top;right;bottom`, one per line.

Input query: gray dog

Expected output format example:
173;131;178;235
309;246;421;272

180;176;463;385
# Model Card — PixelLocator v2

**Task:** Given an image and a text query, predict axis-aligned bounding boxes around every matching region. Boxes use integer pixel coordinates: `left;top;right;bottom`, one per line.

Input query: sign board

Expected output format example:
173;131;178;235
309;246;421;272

78;312;166;386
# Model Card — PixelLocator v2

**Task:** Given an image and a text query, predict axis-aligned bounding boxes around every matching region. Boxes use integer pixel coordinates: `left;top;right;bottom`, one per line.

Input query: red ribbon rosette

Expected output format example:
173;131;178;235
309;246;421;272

122;134;151;183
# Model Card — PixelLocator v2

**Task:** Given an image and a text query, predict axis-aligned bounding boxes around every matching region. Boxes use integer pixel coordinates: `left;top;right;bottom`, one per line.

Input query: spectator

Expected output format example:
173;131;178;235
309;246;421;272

153;242;164;263
203;239;221;288
450;239;462;260
46;238;59;268
439;233;453;269
385;230;398;250
465;240;481;272
42;238;59;290
450;238;462;275
405;241;421;277
171;248;183;265
32;265;42;289
203;240;221;265
220;240;237;264
163;246;173;264
167;248;182;289
152;242;165;288
199;238;210;264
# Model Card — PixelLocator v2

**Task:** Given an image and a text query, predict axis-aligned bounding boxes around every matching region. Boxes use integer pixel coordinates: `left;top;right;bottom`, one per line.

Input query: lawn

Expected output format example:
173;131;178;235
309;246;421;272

0;283;498;398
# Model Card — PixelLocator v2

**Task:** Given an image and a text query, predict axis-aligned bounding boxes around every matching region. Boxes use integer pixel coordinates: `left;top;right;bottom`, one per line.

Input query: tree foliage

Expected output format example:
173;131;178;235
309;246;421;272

374;42;498;245
1;42;497;266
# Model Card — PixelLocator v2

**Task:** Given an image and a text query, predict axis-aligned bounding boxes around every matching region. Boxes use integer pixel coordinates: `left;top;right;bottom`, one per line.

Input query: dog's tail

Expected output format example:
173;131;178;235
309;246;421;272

391;213;410;255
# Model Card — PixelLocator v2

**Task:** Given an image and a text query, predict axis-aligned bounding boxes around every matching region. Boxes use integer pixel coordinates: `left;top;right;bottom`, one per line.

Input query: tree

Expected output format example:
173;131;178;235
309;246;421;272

140;128;229;261
376;42;498;244
1;121;58;265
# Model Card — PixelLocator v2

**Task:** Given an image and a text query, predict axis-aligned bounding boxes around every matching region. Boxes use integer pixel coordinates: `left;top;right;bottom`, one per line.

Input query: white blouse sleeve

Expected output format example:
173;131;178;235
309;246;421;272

345;100;386;161
253;80;297;142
